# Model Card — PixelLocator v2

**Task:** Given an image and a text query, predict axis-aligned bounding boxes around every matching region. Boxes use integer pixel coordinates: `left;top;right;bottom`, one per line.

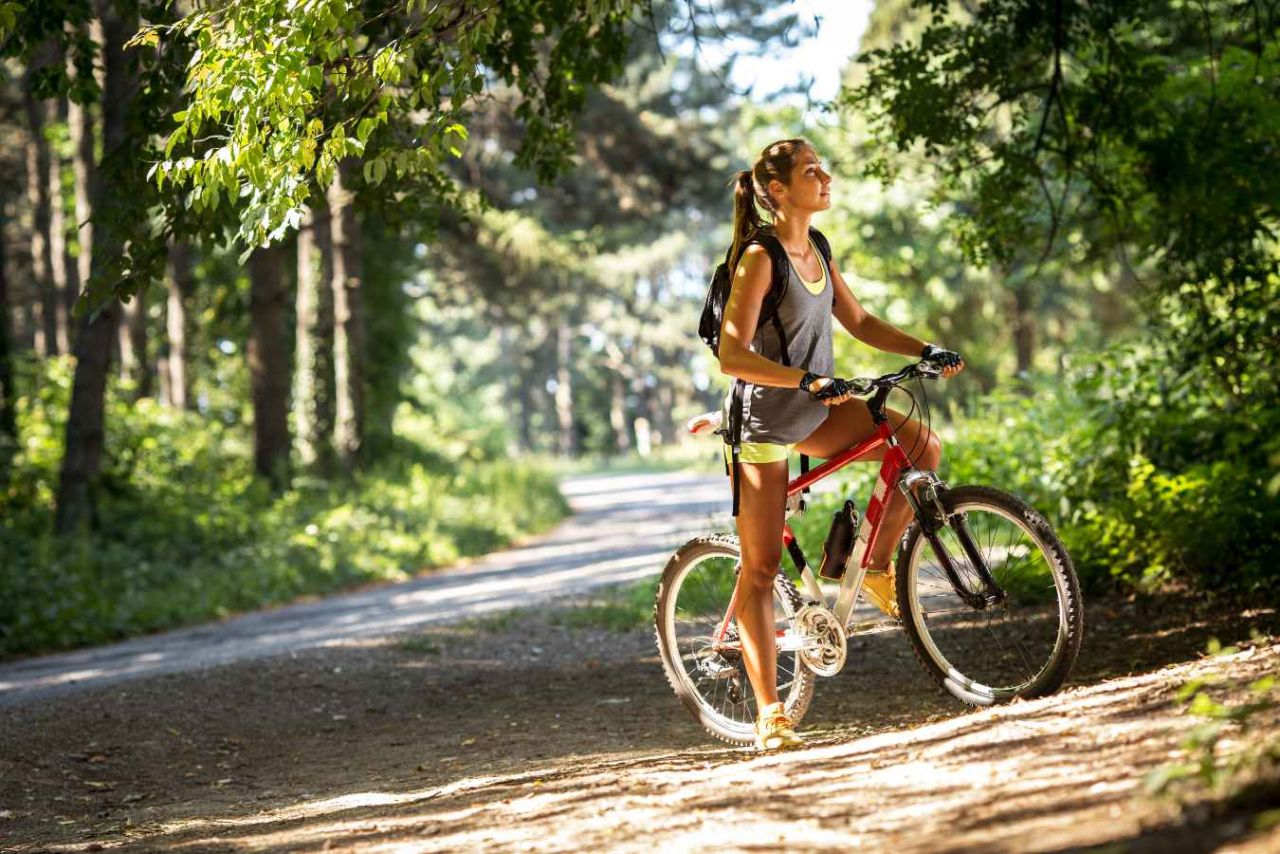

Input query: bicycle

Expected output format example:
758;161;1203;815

655;358;1084;745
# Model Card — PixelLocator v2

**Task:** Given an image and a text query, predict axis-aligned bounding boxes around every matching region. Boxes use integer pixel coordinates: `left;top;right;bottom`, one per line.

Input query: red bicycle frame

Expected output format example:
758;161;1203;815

712;414;918;644
781;416;913;575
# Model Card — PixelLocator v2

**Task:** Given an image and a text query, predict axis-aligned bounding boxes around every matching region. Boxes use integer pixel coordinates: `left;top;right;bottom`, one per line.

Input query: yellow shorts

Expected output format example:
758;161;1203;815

723;441;794;467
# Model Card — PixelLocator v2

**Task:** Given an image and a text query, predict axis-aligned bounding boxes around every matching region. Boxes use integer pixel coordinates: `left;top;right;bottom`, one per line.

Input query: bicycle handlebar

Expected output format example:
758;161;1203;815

842;359;942;397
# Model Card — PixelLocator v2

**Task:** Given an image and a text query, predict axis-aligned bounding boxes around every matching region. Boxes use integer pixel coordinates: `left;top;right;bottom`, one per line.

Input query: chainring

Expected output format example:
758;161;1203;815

795;604;847;677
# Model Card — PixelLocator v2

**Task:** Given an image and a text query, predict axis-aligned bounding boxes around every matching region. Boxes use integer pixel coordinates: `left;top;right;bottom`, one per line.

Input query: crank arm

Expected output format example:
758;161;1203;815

776;630;823;654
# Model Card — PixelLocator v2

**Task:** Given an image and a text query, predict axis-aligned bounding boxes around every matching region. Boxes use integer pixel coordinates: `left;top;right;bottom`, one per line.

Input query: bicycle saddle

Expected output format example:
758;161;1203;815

686;411;722;436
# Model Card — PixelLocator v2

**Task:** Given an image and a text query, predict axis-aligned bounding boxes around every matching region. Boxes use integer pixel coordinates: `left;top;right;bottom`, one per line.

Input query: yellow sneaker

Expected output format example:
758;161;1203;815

755;702;805;752
862;569;900;619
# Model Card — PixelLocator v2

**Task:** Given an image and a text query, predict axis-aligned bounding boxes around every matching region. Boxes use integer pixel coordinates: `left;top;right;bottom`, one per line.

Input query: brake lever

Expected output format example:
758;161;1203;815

848;377;875;396
916;361;943;378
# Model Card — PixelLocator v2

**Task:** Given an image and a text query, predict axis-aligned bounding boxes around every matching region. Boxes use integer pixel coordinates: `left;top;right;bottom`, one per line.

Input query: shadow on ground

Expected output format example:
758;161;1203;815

1;591;1277;852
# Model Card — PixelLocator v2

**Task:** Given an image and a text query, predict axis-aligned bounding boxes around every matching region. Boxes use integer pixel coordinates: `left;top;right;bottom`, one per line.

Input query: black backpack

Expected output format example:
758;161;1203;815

698;227;834;516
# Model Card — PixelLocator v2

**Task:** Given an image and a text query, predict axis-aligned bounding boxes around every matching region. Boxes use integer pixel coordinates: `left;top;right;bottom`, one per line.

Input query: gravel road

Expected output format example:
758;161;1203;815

0;470;729;707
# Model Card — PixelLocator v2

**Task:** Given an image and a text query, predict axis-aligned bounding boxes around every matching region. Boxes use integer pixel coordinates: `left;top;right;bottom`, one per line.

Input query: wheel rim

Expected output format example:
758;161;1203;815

904;501;1070;703
660;541;806;738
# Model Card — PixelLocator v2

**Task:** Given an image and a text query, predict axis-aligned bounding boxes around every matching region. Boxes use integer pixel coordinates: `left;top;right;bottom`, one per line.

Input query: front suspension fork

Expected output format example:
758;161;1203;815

903;476;1006;609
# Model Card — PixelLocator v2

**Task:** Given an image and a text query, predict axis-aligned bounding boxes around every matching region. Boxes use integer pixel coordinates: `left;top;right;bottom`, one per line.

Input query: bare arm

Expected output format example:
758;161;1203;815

718;245;810;388
830;256;926;357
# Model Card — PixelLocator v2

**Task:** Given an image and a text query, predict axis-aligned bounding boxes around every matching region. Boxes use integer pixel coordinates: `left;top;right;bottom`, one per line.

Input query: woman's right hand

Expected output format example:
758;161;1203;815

807;376;857;407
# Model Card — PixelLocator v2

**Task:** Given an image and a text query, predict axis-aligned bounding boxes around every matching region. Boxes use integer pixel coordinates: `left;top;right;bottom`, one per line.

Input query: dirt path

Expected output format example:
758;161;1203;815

0;471;726;706
2;590;1278;853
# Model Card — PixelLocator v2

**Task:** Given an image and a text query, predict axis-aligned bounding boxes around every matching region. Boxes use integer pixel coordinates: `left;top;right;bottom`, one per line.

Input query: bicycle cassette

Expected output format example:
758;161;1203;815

795;604;847;677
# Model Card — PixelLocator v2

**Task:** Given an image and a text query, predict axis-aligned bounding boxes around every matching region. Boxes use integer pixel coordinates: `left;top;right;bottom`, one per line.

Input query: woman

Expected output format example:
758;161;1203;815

717;138;964;751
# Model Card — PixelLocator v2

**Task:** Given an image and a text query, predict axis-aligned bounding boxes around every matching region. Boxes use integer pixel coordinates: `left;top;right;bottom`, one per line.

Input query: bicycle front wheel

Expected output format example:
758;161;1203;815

654;533;815;745
896;485;1084;705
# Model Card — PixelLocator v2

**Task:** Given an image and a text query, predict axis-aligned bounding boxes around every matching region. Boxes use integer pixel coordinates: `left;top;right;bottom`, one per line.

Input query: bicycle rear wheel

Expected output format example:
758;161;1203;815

896;485;1083;705
654;533;815;745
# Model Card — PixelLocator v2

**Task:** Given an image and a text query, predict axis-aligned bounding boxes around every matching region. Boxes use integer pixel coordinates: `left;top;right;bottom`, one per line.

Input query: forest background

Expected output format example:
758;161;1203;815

0;0;1276;658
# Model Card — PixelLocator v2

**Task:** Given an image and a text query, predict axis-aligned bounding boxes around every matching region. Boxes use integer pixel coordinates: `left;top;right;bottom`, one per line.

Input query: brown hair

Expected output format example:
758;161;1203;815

729;137;812;267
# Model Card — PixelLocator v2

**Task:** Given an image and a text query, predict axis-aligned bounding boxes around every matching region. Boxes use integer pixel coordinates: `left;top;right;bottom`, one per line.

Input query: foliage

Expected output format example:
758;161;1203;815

392;576;659;638
153;0;643;252
550;577;659;632
0;358;568;658
847;0;1280;404
789;338;1280;596
0;2;21;41
418;0;817;457
1145;636;1280;799
4;0;197;305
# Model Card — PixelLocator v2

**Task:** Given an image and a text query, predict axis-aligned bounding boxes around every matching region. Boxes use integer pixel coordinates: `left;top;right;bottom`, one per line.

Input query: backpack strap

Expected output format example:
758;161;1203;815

808;227;833;266
757;233;792;318
728;378;744;516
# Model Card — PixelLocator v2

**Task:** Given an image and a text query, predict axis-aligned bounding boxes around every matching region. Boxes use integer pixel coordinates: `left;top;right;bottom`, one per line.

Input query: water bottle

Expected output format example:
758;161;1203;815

818;500;858;580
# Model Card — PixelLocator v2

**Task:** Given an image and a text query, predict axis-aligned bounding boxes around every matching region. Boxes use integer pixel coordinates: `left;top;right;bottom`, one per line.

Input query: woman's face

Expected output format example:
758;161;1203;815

772;146;832;213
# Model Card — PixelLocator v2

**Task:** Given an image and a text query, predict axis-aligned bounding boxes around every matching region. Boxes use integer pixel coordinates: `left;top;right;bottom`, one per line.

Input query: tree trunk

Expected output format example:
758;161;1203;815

655;350;677;446
498;327;529;455
163;241;195;409
610;371;631;455
67;63;94;305
119;288;150;397
56;302;118;533
23;59;56;358
248;245;291;491
328;164;364;471
294;200;334;469
1010;283;1035;378
55;0;133;535
47;94;73;355
0;214;16;470
513;336;536;454
553;321;576;457
13;294;34;353
634;379;654;457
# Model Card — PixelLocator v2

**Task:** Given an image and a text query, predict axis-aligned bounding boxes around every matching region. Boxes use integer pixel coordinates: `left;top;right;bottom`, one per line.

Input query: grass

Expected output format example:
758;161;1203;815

392;579;663;652
395;635;444;655
458;609;527;634
550;578;660;632
0;364;572;659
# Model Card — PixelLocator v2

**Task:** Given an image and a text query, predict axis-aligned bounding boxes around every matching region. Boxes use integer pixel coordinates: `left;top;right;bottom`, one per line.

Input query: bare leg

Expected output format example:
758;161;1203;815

729;457;790;708
796;399;942;571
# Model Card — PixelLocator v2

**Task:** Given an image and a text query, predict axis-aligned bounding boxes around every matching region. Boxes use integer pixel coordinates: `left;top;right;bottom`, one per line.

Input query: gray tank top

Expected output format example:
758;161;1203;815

722;236;834;445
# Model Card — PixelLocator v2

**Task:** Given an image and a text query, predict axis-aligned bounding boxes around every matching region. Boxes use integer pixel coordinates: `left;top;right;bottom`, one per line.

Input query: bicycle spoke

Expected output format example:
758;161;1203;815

659;541;813;742
906;498;1071;697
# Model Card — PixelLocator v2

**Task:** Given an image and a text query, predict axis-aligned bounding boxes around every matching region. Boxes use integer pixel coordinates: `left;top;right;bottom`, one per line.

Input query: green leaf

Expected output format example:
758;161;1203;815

1176;679;1208;702
363;157;386;186
1248;676;1276;694
1143;762;1198;795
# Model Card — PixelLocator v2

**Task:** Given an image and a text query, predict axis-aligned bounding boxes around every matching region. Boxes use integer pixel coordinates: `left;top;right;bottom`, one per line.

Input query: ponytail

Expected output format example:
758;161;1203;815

727;138;812;271
729;170;765;271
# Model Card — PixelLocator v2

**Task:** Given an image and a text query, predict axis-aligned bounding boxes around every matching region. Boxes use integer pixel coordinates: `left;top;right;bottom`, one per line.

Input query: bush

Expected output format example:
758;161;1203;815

788;342;1280;598
0;359;569;659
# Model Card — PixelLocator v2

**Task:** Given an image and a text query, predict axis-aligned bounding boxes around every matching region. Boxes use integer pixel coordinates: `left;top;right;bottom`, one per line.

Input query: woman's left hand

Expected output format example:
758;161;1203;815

921;344;965;379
